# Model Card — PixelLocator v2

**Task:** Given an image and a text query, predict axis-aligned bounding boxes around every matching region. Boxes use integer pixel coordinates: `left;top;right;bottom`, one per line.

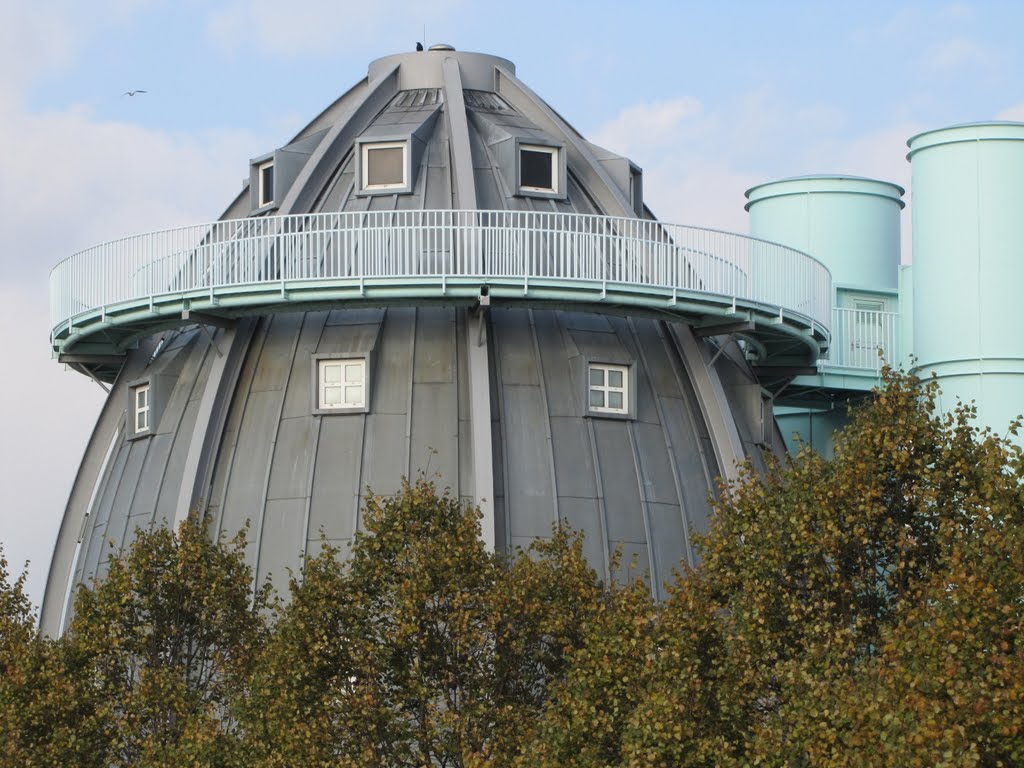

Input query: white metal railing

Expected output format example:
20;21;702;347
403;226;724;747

50;210;832;339
821;307;898;372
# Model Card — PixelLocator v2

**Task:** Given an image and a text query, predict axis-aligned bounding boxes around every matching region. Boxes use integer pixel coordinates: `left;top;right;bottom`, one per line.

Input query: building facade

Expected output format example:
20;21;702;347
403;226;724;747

41;47;1024;636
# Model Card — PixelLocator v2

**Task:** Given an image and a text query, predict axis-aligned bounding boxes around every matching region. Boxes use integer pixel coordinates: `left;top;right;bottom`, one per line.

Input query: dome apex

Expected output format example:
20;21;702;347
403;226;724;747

367;48;514;91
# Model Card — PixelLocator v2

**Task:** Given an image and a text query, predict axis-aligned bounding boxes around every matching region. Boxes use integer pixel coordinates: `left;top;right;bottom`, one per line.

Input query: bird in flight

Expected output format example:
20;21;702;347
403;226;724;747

123;90;148;97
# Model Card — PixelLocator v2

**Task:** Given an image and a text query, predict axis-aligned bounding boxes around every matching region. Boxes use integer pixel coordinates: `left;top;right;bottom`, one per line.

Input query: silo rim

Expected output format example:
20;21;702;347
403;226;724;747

744;174;906;211
906;121;1024;158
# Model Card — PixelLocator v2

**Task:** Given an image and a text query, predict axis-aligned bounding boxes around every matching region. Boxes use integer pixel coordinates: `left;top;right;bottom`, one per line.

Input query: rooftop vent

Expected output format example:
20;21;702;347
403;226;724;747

428;43;455;51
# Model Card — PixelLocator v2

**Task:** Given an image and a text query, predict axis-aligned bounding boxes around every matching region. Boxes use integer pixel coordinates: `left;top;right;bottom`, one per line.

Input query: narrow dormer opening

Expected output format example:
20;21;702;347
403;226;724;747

362;141;407;191
257;160;275;207
133;383;150;433
519;144;558;194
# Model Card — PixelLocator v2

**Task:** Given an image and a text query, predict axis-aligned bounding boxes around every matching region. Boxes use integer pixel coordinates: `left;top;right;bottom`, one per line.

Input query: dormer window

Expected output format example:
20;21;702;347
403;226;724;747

257;160;274;207
361;141;407;191
127;377;162;439
519;144;558;194
133;383;150;433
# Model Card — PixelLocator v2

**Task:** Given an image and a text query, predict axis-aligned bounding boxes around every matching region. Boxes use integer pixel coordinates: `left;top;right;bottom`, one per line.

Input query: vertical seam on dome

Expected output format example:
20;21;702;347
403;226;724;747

251;315;305;598
625;422;658;600
629;317;695;571
526;308;559;527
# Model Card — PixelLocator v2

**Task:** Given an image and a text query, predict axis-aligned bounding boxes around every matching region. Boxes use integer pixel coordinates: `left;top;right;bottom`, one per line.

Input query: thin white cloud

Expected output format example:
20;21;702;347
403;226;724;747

0;104;260;279
940;2;975;21
206;0;463;57
924;38;992;73
588;92;917;261
589;97;704;156
995;104;1024;122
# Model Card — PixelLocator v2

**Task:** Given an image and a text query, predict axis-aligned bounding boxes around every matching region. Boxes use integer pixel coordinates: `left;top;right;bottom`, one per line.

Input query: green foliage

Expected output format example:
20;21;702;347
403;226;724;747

244;478;602;767
2;368;1022;765
522;367;1024;767
0;516;267;767
65;515;268;767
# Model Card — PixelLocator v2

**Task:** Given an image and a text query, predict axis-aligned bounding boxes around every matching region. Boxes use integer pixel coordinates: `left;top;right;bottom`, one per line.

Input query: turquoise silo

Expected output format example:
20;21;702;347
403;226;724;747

907;122;1024;437
745;176;905;455
745;175;904;292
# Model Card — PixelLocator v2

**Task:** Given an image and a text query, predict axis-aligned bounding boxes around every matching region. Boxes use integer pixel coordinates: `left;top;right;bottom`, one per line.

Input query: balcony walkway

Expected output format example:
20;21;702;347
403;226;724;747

51;210;835;381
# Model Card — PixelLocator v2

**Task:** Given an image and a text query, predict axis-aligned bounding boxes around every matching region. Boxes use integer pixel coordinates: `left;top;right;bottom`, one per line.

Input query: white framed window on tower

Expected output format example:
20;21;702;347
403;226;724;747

133;383;151;433
518;143;560;195
360;141;408;191
257;159;275;207
587;362;630;416
315;357;368;412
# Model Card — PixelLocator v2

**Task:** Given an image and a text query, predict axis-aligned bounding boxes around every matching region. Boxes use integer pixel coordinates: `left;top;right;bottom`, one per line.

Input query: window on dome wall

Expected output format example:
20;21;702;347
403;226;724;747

257;160;274;207
132;383;151;435
519;144;558;194
587;363;631;417
314;357;369;413
361;141;407;191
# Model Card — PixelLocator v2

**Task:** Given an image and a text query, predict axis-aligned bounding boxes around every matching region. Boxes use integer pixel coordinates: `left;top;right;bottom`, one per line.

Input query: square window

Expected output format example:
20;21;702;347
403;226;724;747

317;358;367;411
133;384;150;433
587;363;630;416
519;144;559;194
361;141;407;191
258;160;274;207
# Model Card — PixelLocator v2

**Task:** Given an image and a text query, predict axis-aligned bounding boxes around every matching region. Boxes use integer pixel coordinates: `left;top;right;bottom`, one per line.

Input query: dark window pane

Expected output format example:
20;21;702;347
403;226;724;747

366;146;404;186
260;164;274;205
521;148;554;190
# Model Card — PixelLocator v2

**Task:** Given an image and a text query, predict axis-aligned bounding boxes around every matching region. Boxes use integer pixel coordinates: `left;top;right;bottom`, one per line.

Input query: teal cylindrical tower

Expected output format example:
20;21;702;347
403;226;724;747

745;175;904;291
745;175;905;456
907;122;1024;436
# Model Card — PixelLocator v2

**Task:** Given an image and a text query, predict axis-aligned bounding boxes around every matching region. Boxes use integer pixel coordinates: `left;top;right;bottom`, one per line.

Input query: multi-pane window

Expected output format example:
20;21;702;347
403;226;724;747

318;358;366;410
588;363;629;415
361;141;407;190
133;384;150;433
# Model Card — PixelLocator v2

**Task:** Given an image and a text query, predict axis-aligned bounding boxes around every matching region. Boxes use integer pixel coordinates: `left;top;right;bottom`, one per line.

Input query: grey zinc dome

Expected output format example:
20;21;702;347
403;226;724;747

42;48;828;636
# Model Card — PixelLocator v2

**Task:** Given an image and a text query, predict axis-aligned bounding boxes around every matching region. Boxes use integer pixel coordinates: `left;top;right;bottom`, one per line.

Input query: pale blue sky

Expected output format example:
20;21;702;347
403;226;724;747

3;0;1023;609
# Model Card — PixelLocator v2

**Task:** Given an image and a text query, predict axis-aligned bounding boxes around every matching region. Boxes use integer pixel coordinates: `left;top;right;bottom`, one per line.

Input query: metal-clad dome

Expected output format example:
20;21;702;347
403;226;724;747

42;49;814;635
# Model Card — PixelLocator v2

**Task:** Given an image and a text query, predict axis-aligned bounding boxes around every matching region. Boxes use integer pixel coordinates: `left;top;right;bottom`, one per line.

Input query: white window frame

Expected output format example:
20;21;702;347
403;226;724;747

133;383;151;433
518;143;559;194
361;141;408;191
587;363;630;416
316;358;368;412
257;159;274;207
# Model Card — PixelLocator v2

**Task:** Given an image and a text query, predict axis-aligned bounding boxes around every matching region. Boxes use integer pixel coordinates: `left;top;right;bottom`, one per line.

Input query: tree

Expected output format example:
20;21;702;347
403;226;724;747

55;515;267;767
4;368;1021;766
243;477;602;768
0;548;112;767
525;367;1024;766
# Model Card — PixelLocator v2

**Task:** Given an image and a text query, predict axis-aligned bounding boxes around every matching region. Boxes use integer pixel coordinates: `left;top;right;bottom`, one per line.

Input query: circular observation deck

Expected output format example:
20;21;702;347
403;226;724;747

50;210;831;380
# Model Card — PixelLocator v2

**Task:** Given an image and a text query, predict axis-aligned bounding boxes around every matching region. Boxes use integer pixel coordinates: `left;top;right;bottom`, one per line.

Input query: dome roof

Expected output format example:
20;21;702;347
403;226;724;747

220;47;642;221
42;49;784;636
